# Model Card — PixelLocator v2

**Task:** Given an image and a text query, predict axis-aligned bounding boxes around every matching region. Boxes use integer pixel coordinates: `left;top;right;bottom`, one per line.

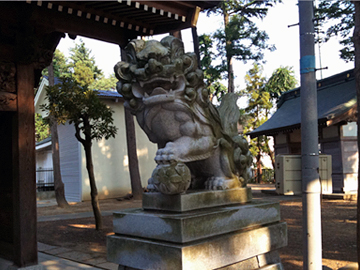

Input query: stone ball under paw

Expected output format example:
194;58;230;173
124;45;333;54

151;162;191;195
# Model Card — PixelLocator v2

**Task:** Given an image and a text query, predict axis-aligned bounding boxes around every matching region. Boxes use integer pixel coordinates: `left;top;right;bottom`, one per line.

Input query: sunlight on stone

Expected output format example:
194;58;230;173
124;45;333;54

258;227;271;250
41;260;58;266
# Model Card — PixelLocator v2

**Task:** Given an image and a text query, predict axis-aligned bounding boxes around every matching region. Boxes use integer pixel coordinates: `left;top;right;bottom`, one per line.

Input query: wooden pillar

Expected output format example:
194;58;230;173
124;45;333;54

0;32;61;267
0;61;17;261
12;64;37;267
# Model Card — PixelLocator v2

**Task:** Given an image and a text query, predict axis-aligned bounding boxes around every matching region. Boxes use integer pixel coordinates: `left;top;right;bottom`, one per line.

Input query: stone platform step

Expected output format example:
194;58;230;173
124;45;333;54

142;187;252;212
107;222;287;270
113;200;280;243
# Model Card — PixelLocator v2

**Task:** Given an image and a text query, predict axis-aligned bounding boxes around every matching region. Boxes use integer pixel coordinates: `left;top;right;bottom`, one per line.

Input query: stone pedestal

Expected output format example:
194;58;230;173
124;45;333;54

107;187;287;270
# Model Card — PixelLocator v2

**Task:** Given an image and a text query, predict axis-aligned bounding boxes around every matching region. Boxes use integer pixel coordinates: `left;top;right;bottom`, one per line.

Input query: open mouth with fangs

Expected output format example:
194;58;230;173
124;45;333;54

132;75;186;105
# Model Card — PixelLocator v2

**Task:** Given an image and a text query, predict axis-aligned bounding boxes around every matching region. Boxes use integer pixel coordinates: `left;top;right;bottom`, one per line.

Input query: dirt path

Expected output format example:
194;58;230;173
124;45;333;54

37;195;357;269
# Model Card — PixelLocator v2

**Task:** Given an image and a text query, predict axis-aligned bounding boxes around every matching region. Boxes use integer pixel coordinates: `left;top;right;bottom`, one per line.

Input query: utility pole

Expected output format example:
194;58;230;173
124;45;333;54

298;1;322;270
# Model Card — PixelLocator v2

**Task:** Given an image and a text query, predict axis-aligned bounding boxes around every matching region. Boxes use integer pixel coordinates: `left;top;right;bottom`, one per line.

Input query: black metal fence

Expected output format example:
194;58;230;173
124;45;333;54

36;168;54;191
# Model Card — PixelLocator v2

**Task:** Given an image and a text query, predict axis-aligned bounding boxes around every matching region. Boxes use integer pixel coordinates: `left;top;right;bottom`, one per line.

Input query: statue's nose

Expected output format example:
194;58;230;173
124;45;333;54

146;58;163;74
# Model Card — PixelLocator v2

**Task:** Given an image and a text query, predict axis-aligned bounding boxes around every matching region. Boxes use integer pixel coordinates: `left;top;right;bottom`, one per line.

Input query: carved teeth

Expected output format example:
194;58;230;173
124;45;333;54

139;81;144;87
144;92;149;97
170;76;174;83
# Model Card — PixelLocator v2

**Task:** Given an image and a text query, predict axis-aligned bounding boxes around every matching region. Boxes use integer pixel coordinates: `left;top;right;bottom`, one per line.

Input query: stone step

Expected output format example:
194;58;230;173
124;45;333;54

113;200;280;243
142;187;252;212
107;222;287;270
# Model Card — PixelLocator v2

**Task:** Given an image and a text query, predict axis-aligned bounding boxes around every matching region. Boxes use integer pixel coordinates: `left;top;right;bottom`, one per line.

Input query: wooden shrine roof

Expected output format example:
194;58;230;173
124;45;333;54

0;1;219;46
248;69;357;138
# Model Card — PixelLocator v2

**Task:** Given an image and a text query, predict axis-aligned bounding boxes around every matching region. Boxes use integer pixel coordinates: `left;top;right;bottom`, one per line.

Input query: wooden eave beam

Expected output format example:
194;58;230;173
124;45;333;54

26;2;136;46
53;1;152;32
326;106;358;126
50;1;191;35
136;1;193;17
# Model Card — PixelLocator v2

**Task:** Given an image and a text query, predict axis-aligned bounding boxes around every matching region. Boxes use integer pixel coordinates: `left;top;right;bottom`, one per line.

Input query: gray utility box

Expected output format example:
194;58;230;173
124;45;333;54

275;154;332;195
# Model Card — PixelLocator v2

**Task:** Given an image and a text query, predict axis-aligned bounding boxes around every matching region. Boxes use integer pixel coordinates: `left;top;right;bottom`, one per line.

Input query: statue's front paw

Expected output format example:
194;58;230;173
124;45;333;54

155;142;178;164
146;177;158;193
204;177;241;190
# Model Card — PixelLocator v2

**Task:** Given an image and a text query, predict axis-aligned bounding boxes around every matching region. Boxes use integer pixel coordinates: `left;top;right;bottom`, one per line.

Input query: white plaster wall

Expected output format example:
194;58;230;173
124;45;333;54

81;99;157;201
58;124;82;202
34;78;50;118
342;122;357;137
36;149;52;169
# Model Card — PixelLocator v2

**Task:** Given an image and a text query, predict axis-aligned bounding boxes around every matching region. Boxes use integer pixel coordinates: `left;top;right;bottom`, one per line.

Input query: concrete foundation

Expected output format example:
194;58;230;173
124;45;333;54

0;258;44;270
107;188;287;270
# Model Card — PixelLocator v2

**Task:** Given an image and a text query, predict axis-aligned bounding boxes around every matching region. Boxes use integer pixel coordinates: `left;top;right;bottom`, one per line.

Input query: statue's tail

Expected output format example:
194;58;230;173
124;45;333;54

218;93;252;185
217;93;241;138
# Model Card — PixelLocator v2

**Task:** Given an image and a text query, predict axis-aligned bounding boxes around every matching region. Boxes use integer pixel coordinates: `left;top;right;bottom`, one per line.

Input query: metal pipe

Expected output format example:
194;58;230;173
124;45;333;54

298;1;322;270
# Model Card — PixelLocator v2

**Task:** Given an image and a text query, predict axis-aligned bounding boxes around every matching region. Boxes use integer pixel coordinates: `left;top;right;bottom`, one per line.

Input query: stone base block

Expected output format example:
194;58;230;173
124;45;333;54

113;200;280;243
217;251;283;270
142;187;252;212
0;258;44;270
107;222;287;270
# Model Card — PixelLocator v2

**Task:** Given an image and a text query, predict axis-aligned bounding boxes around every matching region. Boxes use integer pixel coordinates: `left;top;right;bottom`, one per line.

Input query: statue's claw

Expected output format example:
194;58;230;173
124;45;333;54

155;142;179;164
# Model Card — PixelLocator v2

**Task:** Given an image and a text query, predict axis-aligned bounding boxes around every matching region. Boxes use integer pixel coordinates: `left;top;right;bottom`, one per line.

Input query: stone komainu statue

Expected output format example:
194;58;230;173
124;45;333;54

114;36;252;195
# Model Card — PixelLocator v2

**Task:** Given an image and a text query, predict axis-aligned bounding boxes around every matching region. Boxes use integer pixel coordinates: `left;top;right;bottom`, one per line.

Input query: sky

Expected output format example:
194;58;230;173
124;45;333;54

56;0;354;97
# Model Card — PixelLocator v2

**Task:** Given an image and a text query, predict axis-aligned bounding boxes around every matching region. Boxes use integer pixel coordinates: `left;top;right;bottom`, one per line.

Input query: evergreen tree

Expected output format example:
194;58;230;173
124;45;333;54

199;34;227;101
263;66;297;170
265;66;297;102
316;1;355;62
42;49;67;78
91;73;117;91
206;0;278;93
68;40;103;80
243;63;272;183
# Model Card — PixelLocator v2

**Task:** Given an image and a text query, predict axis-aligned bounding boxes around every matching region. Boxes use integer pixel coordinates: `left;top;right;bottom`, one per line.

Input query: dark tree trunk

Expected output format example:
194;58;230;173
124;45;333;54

124;109;143;200
353;1;360;266
121;47;143;200
256;154;262;183
192;27;201;69
83;139;103;230
228;57;235;93
222;7;235;93
48;63;69;208
74;119;102;230
50;117;69;208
